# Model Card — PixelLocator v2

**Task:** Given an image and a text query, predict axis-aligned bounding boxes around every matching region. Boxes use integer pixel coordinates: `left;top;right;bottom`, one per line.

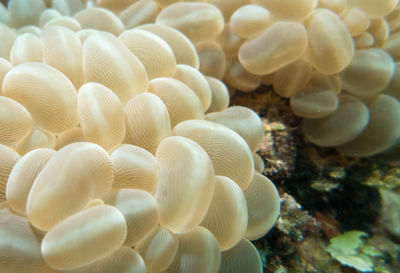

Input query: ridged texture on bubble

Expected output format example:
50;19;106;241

148;77;204;128
304;9;354;75
0;145;20;202
290;87;339;118
340;49;395;98
348;0;398;19
317;0;347;14
301;95;370;147
74;7;124;35
239;21;308;75
200;176;248;250
253;0;317;21
124;92;171;154
244;172;280;240
8;0;45;28
205;76;230;113
253;153;265;173
82;32;148;105
41;205;127;270
10;33;42;66
39;8;62;28
111;144;158;193
342;8;370;37
225;58;261;92
165;226;220;273
173;120;254;190
119;29;176;80
78;83;125;151
15;128;55;155
69;247;146;273
135;227;178;273
337;95;400;157
156;2;224;43
6;148;55;215
55;127;85;150
230;4;273;39
41;26;83;88
0;58;11;95
2;62;78;134
0;23;16;59
119;0;161;29
137;24;199;69
155;136;215;233
0;208;52;273
368;18;390;47
206;106;264;152
26;142;113;231
384;33;400;61
103;189;158;247
272;59;312;98
0;96;33;147
43;16;82;31
217;24;243;58
174;64;212;111
197;41;226;80
219;238;262;273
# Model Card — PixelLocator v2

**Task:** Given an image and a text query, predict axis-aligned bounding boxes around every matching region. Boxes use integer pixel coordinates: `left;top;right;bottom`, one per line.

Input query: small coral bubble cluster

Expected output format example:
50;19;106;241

0;0;282;273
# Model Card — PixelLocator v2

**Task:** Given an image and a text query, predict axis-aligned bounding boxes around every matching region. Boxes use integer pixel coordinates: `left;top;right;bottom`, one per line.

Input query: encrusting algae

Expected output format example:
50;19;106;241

0;0;400;272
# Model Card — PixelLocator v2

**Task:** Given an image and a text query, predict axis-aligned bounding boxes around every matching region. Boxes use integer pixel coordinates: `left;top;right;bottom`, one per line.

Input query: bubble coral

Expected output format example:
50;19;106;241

0;0;283;272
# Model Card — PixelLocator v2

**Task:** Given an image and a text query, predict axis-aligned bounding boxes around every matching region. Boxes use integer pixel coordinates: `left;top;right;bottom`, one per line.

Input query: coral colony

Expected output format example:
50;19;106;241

0;0;399;272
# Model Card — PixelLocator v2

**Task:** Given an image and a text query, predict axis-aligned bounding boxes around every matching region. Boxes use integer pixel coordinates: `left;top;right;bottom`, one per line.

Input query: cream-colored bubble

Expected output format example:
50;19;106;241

10;33;43;66
219;238;262;273
15;128;55;155
174;119;254;190
43;16;82;31
336;95;400;157
252;0;317;21
0;58;11;95
348;0;398;19
165;226;220;273
224;58;261;92
301;95;370;147
206;106;264;152
253;153;265;173
148;77;204;128
135;227;178;273
205;76;230;113
111;144;158;193
41;26;83;88
290;87;339;118
272;59;312;98
174;64;212;111
78;83;125;151
8;0;45;28
384;62;400;99
6;148;55;215
342;7;370;37
26;142;113;231
0;145;20;202
210;0;250;21
82;32;148;105
0;23;16;59
137;24;199;69
353;32;375;49
230;4;273;39
197;40;226;80
0;3;9;25
386;6;400;32
200;176;248;250
307;71;343;94
119;29;176;80
340;49;395;98
156;2;224;43
217;24;244;58
304;9;354;75
0;96;33;147
244;172;280;240
124;92;171;154
16;25;42;36
55;127;85;150
119;0;160;29
368;18;390;47
3;62;78;134
384;33;400;61
39;8;61;28
317;0;347;14
41;205;127;270
51;0;85;16
74;7;125;35
155;136;215;233
239;21;308;75
103;189;159;247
